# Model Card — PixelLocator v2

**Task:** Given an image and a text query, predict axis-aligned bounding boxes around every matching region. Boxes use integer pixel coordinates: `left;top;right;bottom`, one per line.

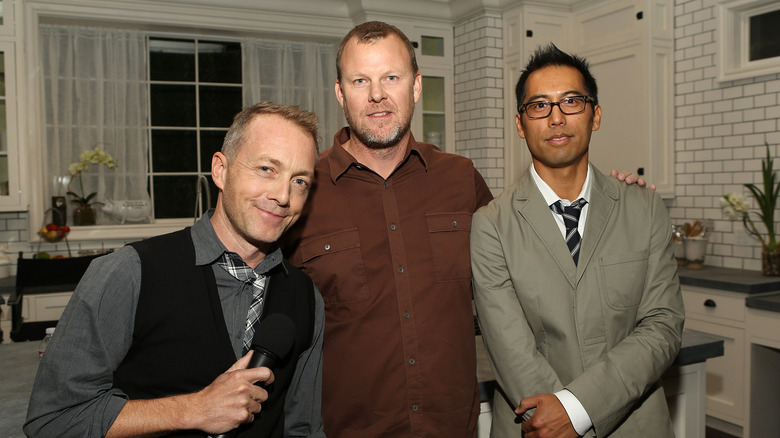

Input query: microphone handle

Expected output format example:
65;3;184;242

210;349;279;438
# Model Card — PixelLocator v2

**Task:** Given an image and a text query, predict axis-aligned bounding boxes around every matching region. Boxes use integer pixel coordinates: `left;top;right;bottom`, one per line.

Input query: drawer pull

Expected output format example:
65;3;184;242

704;299;716;308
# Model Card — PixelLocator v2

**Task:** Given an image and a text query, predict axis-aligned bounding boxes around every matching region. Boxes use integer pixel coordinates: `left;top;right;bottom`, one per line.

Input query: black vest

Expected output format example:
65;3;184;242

114;228;315;437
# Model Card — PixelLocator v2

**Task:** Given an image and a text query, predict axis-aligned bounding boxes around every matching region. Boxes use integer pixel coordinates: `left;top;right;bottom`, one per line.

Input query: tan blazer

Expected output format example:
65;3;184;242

471;166;684;437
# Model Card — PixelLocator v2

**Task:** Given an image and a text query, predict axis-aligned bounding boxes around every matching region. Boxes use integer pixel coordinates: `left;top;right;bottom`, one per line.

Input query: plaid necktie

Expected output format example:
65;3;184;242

550;198;588;265
217;252;266;354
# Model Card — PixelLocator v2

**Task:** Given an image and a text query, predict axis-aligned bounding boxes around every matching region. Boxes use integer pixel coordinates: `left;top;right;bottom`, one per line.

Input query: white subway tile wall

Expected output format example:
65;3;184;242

454;13;506;192
671;0;780;271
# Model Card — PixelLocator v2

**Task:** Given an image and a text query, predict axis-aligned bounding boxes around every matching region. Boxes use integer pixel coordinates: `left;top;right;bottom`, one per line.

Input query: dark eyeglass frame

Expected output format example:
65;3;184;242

518;95;594;119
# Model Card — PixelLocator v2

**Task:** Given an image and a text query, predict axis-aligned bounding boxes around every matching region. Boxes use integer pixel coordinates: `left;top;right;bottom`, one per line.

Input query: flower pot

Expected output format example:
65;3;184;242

73;205;96;226
684;238;708;270
762;248;780;276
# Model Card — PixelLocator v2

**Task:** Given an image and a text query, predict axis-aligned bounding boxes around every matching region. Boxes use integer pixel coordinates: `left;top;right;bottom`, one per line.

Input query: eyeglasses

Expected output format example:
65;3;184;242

519;96;593;119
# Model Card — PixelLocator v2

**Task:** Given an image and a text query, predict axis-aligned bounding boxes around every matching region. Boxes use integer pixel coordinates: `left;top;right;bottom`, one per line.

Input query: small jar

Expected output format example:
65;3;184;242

39;327;56;359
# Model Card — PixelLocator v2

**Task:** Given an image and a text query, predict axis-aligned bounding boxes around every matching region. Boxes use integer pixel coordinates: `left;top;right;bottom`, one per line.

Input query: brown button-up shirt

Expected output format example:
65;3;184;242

284;128;493;437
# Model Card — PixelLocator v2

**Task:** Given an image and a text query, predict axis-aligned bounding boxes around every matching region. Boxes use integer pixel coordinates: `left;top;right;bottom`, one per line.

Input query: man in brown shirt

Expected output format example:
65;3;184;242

283;21;492;437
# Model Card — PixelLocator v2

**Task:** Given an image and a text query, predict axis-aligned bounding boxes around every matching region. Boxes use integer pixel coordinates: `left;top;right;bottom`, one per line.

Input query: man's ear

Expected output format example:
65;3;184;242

591;104;602;132
515;114;527;139
211;152;228;190
335;80;346;108
412;71;422;104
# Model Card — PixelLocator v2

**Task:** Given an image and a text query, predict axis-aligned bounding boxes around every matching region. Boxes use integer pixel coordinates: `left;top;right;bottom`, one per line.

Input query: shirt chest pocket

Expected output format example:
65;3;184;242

426;212;473;282
299;228;369;304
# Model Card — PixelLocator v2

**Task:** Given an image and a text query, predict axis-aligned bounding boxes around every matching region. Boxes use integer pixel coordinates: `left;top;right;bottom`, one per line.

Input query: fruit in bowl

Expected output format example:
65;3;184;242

38;223;70;243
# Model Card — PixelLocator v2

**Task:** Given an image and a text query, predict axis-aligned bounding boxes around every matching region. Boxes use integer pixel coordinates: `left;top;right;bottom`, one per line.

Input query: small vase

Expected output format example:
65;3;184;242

73;205;96;226
762;248;780;276
684;237;708;270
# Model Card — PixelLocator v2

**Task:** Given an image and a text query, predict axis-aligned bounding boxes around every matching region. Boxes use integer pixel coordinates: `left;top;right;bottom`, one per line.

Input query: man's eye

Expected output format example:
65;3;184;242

561;97;576;105
533;102;550;110
354;79;366;86
292;178;310;190
387;75;398;81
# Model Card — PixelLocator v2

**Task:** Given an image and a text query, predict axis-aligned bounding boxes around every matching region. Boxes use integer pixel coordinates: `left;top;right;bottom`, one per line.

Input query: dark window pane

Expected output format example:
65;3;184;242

195;175;219;213
199;40;242;84
151;84;196;127
153;175;197;219
199;85;242;128
151;129;197;172
200;130;227;172
750;9;780;61
149;38;195;81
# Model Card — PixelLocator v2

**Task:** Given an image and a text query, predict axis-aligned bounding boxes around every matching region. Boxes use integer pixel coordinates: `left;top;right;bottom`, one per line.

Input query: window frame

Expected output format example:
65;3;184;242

717;0;780;82
24;1;349;245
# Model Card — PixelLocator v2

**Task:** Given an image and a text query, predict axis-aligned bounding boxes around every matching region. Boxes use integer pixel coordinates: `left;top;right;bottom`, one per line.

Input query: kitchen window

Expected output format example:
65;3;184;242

41;25;340;229
717;0;780;82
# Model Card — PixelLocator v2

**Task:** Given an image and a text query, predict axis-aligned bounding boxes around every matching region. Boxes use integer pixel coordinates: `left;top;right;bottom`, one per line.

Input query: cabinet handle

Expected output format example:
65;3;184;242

704;299;716;308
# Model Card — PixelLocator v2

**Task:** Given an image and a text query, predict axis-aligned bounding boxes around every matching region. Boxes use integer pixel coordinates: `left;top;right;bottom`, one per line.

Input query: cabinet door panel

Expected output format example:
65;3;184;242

684;320;745;426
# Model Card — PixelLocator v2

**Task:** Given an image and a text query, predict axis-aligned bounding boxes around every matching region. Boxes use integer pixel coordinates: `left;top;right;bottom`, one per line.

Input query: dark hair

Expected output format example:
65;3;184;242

336;21;419;81
515;43;598;114
221;101;319;162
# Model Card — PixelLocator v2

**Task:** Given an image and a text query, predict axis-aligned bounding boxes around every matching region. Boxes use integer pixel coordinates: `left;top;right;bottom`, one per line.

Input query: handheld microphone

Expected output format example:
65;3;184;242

211;313;295;438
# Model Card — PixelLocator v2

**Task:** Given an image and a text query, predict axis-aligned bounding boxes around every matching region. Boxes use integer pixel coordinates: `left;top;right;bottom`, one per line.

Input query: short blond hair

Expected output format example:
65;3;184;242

221;102;319;161
336;21;419;81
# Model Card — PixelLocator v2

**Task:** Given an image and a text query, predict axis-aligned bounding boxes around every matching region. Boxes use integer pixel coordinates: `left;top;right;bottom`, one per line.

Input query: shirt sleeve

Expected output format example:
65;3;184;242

554;389;592;436
283;283;326;438
24;246;142;438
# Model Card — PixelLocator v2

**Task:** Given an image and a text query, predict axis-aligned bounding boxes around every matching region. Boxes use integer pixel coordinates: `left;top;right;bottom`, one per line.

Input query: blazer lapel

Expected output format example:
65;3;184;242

514;171;579;287
576;169;619;284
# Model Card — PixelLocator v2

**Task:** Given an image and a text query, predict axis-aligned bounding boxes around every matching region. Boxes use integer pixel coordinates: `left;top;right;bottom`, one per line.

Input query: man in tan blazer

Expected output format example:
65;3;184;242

471;44;684;437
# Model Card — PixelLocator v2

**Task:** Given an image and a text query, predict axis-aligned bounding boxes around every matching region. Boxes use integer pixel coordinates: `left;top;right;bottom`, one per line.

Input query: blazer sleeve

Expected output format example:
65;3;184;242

566;191;685;435
471;207;564;413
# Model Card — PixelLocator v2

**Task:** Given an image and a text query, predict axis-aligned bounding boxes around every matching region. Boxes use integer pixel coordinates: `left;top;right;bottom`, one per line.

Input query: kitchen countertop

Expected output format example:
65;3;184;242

746;291;780;313
678;265;780;294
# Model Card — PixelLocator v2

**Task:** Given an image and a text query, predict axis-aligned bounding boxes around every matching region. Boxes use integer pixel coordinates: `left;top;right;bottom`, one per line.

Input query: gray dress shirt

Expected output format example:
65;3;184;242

24;211;325;438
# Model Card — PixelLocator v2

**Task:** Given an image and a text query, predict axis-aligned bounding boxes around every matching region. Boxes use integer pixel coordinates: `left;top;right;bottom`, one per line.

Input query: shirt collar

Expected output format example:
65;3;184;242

530;163;593;207
191;209;287;275
327;127;430;183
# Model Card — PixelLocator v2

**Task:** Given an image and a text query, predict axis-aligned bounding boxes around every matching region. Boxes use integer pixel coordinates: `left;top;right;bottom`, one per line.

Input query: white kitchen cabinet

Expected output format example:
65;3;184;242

502;4;570;185
744;303;780;438
682;286;746;436
0;39;22;210
396;23;454;153
21;291;72;323
502;0;674;197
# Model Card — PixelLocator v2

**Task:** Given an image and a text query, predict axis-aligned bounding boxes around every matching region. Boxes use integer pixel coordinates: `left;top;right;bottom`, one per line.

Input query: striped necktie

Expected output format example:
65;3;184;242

550;198;587;265
217;252;266;354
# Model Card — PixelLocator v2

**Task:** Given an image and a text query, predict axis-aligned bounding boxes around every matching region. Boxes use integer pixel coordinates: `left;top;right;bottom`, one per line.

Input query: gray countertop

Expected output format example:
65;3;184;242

678;265;780;294
746;291;780;313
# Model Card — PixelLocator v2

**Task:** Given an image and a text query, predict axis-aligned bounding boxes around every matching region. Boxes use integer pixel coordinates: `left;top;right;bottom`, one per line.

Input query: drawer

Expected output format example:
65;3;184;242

682;287;745;323
34;294;71;321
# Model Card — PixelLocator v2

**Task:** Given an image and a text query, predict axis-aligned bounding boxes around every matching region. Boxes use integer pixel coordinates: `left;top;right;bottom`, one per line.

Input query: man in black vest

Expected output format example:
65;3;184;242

25;102;326;438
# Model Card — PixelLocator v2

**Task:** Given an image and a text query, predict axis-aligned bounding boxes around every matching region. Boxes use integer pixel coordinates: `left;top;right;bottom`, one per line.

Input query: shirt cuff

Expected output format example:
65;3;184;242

554;389;592;436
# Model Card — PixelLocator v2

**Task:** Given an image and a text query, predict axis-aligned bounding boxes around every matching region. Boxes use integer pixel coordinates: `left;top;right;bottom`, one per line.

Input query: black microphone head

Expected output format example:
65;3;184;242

251;313;295;362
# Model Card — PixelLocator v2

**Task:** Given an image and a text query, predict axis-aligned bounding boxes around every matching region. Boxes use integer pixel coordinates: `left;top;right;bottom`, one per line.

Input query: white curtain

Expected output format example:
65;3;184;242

40;25;149;224
242;38;344;149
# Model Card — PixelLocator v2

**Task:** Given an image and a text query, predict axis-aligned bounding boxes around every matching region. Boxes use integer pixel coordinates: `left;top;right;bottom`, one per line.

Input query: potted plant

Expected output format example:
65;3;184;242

67;145;118;226
721;143;780;275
